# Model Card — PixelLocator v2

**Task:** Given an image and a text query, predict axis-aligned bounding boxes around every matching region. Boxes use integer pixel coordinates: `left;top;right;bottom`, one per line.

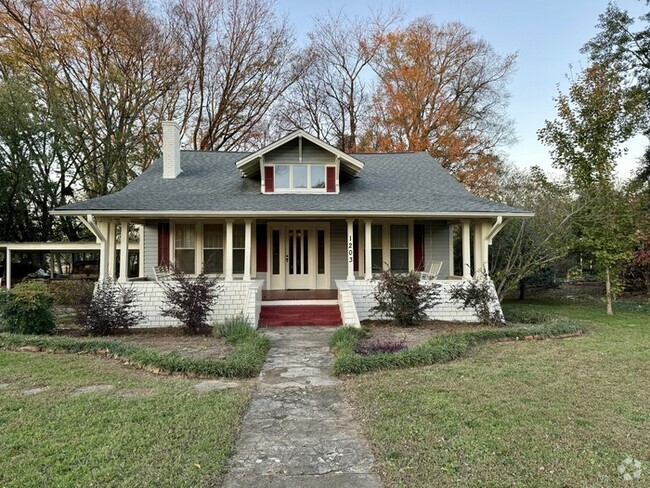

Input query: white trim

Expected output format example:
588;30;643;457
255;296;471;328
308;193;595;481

235;129;364;176
448;225;455;277
244;219;252;281
461;220;471;280
55;210;535;218
364;219;372;280
118;219;129;283
225;220;233;281
5;248;10;288
346;219;355;280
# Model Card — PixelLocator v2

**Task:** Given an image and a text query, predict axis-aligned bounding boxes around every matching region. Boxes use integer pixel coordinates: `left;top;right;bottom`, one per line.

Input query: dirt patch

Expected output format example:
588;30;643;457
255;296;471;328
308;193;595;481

57;327;234;360
360;320;492;348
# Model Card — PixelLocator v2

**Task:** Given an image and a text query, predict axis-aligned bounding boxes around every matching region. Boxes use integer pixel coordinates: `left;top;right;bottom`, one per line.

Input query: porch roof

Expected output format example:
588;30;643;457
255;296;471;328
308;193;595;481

54;151;532;217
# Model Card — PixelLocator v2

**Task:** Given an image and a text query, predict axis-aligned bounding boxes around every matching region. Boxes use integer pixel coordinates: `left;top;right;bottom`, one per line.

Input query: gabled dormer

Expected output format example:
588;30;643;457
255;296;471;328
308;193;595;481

235;130;364;194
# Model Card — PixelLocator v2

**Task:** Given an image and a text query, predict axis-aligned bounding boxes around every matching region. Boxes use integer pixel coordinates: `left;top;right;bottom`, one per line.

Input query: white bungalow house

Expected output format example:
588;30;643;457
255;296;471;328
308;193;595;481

53;123;532;327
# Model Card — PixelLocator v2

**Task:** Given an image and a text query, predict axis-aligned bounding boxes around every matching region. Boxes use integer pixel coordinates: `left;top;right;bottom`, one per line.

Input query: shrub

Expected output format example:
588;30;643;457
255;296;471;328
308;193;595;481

49;280;96;326
213;313;256;343
355;339;407;356
160;265;222;335
450;276;505;326
370;270;440;326
0;281;55;334
86;280;144;336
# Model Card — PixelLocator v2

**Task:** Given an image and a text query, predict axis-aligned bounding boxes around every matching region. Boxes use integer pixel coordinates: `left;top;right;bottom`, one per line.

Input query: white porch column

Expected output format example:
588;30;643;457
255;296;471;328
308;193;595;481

482;221;491;275
448;225;455;277
462;220;471;280
225;219;234;281
243;219;252;281
346;218;355;281
364;219;372;280
138;224;144;278
473;222;483;278
107;221;116;280
5;248;11;289
118;219;129;282
96;220;109;281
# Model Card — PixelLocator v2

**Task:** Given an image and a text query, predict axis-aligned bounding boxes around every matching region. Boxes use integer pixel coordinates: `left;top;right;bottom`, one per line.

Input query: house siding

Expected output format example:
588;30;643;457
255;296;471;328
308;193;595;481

143;221;161;279
265;138;336;164
329;220;348;288
422;220;450;279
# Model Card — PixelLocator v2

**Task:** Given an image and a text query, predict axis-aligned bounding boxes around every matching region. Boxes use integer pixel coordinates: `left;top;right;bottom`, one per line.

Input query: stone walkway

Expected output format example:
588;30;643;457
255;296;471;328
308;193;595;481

222;327;382;488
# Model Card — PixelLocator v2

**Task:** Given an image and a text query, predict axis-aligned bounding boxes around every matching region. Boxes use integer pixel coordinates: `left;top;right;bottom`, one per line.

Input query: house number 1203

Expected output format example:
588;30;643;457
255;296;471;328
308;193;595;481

348;235;354;263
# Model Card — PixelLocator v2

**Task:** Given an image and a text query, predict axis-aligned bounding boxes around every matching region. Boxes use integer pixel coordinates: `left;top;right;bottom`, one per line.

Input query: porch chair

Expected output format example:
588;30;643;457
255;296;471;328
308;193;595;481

419;260;443;280
152;265;172;282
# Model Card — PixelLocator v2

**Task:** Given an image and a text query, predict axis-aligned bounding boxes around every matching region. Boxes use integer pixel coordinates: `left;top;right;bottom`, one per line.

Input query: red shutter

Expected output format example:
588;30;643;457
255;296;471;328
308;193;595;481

264;166;274;193
256;223;267;272
157;223;170;267
326;166;336;193
414;224;425;272
353;223;359;271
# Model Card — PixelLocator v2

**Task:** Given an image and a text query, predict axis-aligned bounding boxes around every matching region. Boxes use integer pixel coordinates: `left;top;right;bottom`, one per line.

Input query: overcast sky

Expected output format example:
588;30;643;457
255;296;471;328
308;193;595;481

276;0;648;178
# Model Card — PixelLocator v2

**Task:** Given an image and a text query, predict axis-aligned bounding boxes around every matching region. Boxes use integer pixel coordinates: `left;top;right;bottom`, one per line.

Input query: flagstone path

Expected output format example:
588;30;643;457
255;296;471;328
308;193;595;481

221;326;382;488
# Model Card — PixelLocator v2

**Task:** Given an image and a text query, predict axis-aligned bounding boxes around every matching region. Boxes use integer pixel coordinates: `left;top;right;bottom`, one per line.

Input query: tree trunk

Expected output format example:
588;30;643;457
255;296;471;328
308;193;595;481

605;267;613;316
518;280;526;301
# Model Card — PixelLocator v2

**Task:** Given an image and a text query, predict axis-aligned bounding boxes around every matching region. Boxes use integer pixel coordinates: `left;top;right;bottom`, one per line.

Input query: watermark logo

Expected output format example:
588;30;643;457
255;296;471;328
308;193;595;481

618;457;643;481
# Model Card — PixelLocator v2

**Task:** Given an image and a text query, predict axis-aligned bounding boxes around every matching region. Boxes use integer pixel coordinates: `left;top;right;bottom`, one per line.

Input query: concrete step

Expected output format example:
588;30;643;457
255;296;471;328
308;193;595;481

259;304;342;327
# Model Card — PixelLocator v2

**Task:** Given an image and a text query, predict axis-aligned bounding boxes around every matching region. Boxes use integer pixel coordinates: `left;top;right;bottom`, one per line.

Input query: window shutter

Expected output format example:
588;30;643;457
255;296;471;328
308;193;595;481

414;224;425;272
256;223;267;272
326;167;336;193
157;223;170;266
264;166;274;192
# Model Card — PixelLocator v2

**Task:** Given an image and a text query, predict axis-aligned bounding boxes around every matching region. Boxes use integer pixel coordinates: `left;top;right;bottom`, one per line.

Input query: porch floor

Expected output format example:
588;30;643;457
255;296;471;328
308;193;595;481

262;289;338;301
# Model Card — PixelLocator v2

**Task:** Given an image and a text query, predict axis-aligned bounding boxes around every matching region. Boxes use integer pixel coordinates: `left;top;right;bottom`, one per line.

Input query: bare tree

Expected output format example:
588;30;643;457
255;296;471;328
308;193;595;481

277;7;402;152
165;0;303;151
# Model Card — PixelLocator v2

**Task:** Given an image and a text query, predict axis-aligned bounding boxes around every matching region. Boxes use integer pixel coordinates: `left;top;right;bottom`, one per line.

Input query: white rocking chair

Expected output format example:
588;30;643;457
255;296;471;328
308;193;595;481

419;260;443;280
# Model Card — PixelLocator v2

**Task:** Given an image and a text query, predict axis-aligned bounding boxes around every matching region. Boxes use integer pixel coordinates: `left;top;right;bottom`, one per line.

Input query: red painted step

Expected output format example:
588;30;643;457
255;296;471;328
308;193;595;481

259;304;342;327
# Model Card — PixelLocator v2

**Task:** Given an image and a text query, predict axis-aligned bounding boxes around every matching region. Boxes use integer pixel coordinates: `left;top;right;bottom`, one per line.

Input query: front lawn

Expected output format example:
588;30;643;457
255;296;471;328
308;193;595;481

0;351;250;487
344;302;650;487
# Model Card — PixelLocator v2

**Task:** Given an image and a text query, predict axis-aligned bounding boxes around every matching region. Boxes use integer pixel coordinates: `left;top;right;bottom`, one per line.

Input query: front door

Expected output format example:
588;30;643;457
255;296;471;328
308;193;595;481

286;226;311;289
268;223;330;290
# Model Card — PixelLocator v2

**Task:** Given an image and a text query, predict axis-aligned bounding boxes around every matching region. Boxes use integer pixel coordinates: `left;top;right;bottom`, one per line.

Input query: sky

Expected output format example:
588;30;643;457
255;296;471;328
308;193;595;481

275;0;648;179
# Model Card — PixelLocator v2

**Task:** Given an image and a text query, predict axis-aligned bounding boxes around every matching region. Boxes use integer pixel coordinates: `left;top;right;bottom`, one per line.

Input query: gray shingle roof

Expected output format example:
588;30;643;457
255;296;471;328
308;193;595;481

55;151;530;216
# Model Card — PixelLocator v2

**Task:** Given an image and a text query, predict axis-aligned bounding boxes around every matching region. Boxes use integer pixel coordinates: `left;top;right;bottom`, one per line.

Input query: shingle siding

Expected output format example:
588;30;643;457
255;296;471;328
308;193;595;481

329;220;347;288
422;220;450;279
143;221;160;279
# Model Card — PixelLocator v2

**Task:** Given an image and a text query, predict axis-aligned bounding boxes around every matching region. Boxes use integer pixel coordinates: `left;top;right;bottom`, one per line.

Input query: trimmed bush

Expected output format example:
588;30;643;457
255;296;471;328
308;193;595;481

160;265;222;335
86;280;144;336
0;281;55;335
450;276;505;326
330;322;586;375
370;270;440;326
0;326;271;379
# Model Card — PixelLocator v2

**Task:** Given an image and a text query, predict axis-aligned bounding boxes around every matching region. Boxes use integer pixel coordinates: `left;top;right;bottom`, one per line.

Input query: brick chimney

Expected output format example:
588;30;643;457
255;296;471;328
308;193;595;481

162;121;181;179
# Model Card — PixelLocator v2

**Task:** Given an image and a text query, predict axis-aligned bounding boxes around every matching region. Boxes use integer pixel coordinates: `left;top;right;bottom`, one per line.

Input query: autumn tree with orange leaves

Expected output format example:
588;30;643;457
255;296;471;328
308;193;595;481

360;18;517;195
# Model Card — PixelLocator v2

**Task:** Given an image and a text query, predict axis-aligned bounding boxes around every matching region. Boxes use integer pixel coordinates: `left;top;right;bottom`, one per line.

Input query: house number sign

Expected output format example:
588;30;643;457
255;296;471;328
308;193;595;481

348;235;354;263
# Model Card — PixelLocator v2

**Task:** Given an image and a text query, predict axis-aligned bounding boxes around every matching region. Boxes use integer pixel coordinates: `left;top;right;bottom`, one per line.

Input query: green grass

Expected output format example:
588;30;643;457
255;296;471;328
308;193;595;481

330;321;586;375
344;301;650;487
0;350;251;487
0;328;270;379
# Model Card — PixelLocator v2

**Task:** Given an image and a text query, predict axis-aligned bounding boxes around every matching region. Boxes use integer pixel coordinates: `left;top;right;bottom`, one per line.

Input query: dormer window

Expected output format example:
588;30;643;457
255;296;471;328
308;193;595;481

273;164;328;192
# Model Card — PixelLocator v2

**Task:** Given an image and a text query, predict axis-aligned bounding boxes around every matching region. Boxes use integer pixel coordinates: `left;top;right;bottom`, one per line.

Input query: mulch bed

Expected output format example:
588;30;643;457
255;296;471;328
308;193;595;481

360;320;491;348
55;327;233;360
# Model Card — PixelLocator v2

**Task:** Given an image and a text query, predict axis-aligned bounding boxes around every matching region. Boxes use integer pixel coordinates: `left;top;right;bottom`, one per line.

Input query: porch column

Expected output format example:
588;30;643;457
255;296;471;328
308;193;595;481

346;218;355;281
243;219;252;281
473;222;483;278
5;248;11;288
364;219;372;280
97;220;109;281
118;219;129;283
462;220;471;280
107;221;116;280
138;225;144;278
225;219;233;281
448;225;455;277
482;221;491;275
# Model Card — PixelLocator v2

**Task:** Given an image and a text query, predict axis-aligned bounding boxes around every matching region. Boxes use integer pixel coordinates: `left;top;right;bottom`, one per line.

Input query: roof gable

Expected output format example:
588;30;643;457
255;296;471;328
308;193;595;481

235;130;364;178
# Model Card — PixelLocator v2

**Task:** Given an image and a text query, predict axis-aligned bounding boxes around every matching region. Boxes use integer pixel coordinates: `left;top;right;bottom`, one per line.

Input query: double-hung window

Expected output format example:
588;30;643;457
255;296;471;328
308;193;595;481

233;224;245;274
203;224;223;274
175;224;196;274
390;224;409;273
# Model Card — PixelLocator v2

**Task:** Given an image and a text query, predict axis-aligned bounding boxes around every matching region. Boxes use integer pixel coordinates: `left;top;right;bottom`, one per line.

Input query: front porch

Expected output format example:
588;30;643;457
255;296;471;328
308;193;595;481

77;216;505;328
